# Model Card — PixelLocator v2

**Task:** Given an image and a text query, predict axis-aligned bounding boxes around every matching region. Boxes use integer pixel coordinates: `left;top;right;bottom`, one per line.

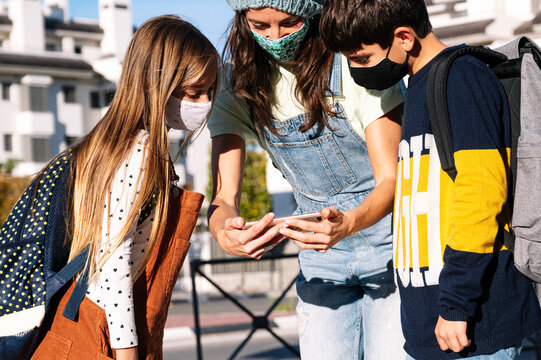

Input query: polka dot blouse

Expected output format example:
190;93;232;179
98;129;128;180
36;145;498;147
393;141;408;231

85;131;154;349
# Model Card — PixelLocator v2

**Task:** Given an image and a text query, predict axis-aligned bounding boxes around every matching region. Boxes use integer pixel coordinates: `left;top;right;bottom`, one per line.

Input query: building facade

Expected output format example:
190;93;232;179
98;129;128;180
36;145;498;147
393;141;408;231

427;0;541;46
0;0;118;176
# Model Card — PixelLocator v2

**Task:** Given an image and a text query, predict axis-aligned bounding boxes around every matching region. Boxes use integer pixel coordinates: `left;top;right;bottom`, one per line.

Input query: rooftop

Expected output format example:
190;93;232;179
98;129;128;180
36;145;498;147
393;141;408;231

0;52;93;71
44;18;103;34
0;15;103;34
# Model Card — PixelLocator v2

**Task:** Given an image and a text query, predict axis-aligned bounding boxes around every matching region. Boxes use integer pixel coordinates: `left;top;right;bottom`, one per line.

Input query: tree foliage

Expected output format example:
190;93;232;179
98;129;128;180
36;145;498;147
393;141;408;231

0;159;20;176
0;176;31;228
239;145;272;221
207;139;272;221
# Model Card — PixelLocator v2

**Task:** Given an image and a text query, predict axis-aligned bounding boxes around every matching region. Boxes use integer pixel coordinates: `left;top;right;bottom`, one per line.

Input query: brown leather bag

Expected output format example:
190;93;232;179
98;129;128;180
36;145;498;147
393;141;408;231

32;188;204;360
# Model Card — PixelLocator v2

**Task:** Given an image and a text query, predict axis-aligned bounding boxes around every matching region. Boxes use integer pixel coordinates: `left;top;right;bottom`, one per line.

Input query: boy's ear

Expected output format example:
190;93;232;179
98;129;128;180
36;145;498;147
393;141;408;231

394;26;416;52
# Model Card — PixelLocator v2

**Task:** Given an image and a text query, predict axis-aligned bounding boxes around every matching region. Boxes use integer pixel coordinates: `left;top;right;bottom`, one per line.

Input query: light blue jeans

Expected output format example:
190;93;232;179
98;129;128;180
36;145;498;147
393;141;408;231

296;242;405;360
405;344;522;360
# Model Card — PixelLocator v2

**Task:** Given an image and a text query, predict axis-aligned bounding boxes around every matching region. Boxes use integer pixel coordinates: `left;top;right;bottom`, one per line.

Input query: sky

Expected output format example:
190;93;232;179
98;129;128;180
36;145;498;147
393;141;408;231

69;0;235;50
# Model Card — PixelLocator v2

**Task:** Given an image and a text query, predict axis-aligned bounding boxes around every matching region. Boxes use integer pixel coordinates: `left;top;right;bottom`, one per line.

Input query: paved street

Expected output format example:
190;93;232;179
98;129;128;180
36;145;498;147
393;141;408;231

164;330;541;360
168;293;297;317
166;294;298;331
164;328;299;360
163;294;300;359
164;294;541;360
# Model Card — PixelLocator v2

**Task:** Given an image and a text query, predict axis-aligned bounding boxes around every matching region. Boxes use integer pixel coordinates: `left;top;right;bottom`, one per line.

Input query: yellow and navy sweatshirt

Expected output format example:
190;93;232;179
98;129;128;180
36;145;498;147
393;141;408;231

394;46;541;360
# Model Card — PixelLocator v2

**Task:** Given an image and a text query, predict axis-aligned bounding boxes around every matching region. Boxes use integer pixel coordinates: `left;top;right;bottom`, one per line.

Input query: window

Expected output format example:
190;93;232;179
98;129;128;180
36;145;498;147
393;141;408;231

74;45;82;54
4;134;12;152
62;86;76;103
45;43;57;52
103;89;115;106
31;138;50;162
1;82;10;100
90;91;101;108
65;136;78;146
28;86;48;112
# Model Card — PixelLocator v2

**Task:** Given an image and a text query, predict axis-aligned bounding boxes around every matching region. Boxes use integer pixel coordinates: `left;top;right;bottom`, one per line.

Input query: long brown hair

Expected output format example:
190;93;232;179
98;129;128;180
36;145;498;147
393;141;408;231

224;12;335;136
66;15;219;282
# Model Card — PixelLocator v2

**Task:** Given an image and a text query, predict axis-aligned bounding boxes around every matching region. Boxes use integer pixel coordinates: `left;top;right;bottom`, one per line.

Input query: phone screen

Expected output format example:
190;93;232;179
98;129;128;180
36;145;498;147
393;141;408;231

243;212;322;229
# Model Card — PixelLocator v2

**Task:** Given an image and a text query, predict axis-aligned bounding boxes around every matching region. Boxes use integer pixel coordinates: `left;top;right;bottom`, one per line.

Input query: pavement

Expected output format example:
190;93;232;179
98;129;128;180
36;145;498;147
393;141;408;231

162;295;541;360
163;326;300;360
162;294;299;346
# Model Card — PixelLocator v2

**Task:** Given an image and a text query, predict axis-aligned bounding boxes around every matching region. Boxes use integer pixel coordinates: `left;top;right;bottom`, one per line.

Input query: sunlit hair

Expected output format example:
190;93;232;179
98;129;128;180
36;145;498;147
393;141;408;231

320;0;432;52
224;12;335;136
61;15;220;282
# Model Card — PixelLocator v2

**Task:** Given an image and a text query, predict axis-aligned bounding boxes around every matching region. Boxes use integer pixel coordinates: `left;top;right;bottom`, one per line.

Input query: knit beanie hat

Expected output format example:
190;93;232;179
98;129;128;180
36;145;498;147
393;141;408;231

227;0;322;18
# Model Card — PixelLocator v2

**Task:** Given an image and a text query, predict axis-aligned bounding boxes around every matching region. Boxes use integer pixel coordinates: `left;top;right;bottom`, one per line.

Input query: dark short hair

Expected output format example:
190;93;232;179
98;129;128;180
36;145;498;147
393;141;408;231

320;0;432;52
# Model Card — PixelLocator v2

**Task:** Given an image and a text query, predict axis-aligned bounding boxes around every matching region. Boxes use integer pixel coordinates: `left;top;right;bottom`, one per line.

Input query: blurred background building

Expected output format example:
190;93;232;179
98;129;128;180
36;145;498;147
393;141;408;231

428;0;541;45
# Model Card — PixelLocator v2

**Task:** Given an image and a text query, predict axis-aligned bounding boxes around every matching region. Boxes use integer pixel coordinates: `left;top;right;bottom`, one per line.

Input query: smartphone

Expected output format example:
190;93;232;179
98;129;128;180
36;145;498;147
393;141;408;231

243;212;322;229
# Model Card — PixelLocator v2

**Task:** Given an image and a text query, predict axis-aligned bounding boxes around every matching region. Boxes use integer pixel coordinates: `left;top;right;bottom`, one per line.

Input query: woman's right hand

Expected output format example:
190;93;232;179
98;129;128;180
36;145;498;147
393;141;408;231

220;212;286;258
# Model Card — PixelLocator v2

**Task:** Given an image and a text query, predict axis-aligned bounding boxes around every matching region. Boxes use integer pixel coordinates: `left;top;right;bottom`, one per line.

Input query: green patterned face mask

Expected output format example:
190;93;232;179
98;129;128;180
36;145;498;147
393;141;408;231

251;20;310;62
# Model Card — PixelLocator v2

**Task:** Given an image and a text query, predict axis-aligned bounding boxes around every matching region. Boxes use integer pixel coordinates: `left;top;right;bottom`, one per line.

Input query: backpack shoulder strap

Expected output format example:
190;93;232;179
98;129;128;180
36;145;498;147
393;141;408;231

426;47;508;182
60;248;89;321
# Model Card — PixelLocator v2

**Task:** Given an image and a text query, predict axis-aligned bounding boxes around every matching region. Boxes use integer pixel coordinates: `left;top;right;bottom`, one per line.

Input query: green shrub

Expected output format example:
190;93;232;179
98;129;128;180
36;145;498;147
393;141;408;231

207;139;272;221
240;145;272;221
0;176;32;228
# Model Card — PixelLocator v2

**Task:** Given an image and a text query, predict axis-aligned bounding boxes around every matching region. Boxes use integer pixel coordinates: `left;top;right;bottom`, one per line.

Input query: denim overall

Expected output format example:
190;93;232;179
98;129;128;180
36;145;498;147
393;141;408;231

261;54;405;359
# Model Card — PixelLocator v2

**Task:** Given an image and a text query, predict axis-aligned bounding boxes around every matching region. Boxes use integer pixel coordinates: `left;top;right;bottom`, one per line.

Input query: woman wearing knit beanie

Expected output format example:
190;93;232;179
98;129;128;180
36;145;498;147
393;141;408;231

208;1;406;358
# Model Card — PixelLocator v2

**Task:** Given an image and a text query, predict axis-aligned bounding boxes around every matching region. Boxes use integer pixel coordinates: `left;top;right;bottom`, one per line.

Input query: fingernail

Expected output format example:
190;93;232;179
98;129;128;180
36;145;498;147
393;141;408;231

268;212;275;219
282;223;289;228
285;220;291;224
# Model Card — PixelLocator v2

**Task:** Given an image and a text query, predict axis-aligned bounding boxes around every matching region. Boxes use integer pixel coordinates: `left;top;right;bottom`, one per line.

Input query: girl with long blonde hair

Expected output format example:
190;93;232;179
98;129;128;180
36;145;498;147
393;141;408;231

32;15;219;360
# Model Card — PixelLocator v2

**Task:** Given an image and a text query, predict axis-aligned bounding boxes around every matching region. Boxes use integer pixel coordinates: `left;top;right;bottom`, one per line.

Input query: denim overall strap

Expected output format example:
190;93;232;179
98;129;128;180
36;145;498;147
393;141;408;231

328;52;342;96
261;53;376;206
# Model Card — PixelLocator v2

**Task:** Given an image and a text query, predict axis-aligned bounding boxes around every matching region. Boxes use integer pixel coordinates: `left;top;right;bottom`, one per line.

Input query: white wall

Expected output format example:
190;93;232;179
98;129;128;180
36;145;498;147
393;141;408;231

8;0;44;52
186;127;211;199
80;41;103;62
98;0;132;59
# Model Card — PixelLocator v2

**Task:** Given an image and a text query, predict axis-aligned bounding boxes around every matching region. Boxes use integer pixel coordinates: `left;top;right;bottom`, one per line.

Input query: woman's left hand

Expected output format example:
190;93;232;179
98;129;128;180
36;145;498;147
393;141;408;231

278;206;355;253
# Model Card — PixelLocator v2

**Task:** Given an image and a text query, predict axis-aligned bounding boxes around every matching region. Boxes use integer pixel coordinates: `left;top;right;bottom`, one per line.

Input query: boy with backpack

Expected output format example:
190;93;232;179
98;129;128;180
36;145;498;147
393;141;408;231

320;0;541;359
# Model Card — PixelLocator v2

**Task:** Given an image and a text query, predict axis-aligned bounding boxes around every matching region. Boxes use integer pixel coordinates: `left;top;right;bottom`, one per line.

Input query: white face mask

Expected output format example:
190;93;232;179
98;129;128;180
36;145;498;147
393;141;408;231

165;96;212;131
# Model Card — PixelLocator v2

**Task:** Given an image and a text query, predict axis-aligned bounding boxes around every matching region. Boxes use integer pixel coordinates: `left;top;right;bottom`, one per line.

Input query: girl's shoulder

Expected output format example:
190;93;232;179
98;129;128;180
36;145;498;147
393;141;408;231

133;129;150;152
123;130;150;168
135;129;150;144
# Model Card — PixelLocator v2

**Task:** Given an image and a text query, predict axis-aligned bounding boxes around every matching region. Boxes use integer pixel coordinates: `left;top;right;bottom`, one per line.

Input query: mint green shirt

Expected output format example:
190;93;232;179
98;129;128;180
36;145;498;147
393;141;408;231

208;54;404;151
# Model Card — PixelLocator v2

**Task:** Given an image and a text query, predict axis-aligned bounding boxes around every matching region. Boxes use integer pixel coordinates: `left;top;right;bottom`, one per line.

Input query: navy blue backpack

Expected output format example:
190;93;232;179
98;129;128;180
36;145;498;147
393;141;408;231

0;151;88;360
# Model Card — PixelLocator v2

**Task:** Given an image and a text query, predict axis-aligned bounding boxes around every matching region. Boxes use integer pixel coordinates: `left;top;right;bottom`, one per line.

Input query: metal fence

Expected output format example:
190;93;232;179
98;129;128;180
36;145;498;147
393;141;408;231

188;254;541;360
189;253;300;360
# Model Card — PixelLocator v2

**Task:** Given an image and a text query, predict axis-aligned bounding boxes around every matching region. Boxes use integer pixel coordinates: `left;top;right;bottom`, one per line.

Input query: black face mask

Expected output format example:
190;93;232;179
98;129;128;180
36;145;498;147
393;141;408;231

348;46;409;91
